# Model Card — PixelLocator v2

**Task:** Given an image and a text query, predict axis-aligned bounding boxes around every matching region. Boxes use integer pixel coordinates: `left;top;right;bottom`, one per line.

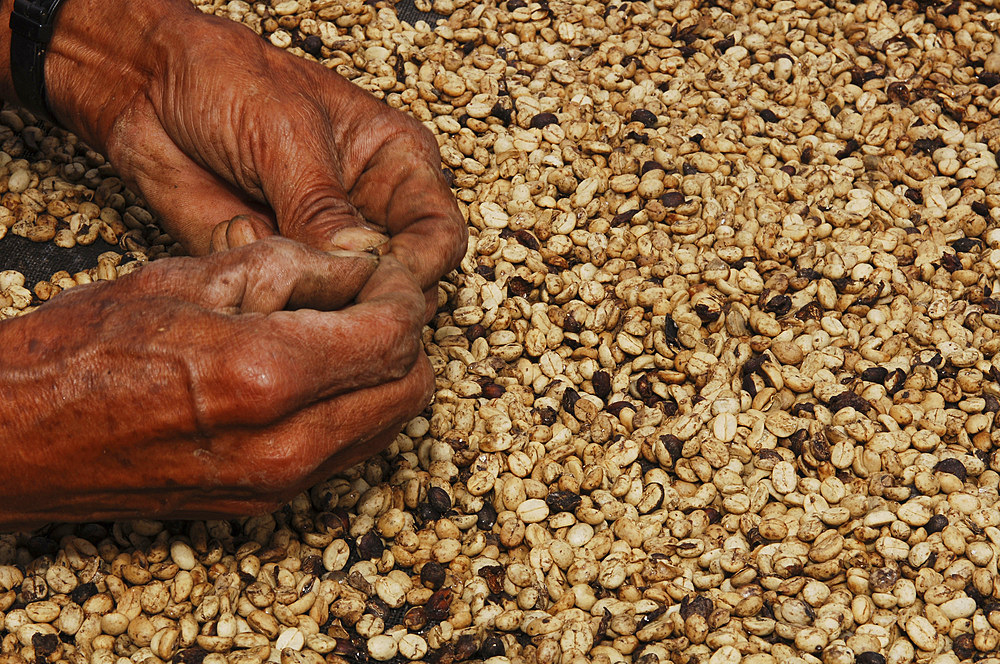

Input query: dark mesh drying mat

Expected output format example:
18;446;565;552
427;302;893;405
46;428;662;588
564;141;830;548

395;0;444;25
0;234;125;287
0;0;439;288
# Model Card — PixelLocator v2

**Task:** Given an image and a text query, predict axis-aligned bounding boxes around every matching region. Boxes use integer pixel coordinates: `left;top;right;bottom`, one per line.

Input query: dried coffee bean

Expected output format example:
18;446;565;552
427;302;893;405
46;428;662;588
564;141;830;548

513;229;539;251
861;367;888;383
611;209;639;226
759;108;779;122
479;633;504;658
529;113;558;128
70;582;98;604
507;276;533;297
404;606;427;631
425;588;452;621
454;635;477;660
679;595;714;620
479;565;504;594
482;382;505;398
421;561;446;589
855;652;886;664
659;191;684;207
545;491;582;513
952;237;982;252
933;458;967;482
561;387;580;414
534;405;557;425
415;502;439;523
630;109;657;127
302;35;322;57
358;532;385;559
640;160;665;175
427;487;451;513
32;633;59;658
592;371;611;399
477;502;497;530
952;634;975;660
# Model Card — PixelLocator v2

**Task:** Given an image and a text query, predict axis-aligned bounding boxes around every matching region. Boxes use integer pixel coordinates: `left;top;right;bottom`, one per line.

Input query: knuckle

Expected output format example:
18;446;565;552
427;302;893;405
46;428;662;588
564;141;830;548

238;242;271;276
251;235;291;260
390;111;440;161
240;240;300;293
223;346;295;423
254;235;285;251
134;257;189;292
254;236;301;267
388;341;420;381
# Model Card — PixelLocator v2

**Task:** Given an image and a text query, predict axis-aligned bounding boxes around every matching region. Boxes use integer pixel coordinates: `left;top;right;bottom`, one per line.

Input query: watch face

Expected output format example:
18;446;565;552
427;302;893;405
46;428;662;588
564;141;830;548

10;0;60;116
11;0;62;34
13;0;44;21
9;0;63;119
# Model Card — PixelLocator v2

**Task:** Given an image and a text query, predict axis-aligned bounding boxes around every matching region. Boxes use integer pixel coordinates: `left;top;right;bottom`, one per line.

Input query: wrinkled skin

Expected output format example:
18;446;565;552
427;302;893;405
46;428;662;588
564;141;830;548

0;0;467;527
45;0;466;313
0;241;432;528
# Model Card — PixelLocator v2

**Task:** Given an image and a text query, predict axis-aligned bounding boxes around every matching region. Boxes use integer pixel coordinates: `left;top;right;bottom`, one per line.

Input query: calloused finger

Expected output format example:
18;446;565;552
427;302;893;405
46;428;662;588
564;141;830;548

124;237;378;314
235;240;381;314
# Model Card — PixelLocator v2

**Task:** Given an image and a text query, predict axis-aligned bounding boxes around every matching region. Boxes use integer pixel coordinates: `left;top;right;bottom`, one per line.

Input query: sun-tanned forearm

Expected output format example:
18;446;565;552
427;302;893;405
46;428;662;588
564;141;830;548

0;0;465;528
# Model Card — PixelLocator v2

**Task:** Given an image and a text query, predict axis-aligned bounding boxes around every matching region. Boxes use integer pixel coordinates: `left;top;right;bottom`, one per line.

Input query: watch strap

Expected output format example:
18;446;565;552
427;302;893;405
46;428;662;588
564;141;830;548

9;0;69;121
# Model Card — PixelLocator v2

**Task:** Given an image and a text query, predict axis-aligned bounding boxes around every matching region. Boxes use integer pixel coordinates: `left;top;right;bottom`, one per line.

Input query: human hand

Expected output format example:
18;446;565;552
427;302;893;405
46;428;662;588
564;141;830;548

42;0;467;316
0;238;430;528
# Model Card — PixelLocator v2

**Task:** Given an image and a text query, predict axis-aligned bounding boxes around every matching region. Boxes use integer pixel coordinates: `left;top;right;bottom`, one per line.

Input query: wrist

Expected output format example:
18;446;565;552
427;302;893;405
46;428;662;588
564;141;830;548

45;0;187;148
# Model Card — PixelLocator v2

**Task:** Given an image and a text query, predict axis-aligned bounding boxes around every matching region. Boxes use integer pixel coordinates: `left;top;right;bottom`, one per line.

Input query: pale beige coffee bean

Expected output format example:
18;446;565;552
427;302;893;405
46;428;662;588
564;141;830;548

517;499;549;523
367;634;397;661
170;541;197;570
905;616;940;651
772;462;798;494
398;634;428;660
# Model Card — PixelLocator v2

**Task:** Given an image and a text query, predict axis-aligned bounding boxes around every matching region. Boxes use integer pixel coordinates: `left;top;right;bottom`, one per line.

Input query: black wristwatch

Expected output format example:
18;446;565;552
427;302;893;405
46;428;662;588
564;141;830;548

9;0;69;121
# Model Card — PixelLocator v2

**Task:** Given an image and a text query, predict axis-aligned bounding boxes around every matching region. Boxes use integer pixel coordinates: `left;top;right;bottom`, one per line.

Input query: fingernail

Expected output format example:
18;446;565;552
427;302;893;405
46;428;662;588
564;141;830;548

328;249;380;261
228;220;264;248
331;227;390;253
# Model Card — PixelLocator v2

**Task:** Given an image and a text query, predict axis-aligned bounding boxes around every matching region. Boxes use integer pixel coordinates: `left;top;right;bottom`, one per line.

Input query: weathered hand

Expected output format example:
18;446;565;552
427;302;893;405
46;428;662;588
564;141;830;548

44;0;467;301
0;239;431;528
